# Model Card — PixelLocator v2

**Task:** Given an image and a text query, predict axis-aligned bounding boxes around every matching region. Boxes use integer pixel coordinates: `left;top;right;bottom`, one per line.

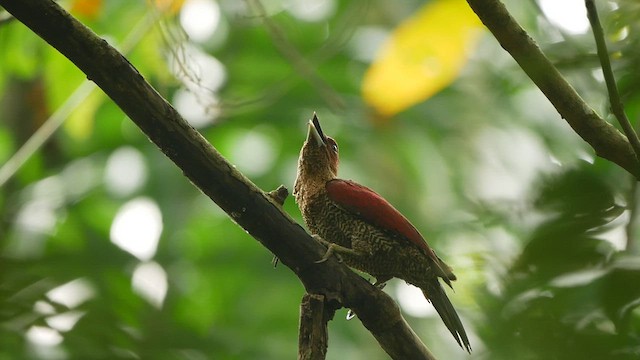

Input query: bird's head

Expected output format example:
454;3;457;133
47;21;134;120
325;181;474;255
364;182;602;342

296;113;339;183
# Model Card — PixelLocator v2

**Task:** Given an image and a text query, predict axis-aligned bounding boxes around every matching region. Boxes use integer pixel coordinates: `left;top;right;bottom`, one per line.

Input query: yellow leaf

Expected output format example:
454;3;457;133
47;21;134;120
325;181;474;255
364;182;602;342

70;0;102;19
362;0;482;117
151;0;186;14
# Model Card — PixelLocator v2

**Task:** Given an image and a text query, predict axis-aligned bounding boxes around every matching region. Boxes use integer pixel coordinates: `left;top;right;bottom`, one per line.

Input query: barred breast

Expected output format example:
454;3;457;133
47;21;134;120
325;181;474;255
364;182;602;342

300;192;436;288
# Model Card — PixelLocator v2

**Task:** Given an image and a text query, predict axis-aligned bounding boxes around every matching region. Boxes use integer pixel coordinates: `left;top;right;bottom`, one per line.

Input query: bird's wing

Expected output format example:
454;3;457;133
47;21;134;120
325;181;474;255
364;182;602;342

326;179;431;254
326;179;455;286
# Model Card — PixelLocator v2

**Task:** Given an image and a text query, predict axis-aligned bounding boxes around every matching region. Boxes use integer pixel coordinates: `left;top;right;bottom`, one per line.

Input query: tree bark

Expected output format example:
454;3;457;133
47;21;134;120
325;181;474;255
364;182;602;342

298;294;332;360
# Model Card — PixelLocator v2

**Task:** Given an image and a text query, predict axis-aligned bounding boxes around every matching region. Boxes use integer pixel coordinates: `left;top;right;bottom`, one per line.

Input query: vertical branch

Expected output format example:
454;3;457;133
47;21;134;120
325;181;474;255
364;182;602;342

298;294;334;360
585;0;640;161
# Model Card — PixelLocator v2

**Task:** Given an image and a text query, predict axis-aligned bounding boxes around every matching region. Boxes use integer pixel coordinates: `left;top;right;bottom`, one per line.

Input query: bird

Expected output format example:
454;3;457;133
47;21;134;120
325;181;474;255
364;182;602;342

293;113;471;352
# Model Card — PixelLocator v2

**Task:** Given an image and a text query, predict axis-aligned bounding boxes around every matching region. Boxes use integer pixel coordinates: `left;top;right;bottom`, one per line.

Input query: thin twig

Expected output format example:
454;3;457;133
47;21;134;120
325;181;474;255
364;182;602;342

0;12;159;187
0;81;95;187
585;0;640;162
245;0;345;112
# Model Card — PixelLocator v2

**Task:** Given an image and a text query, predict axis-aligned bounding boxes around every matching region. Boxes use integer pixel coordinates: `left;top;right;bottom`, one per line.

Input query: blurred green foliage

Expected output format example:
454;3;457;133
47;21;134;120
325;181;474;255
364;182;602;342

1;0;640;359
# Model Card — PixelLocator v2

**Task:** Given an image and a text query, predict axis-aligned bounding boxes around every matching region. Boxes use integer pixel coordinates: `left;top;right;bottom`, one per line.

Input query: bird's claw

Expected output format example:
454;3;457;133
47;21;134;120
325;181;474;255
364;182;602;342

346;309;356;320
312;235;343;263
312;234;329;246
314;246;331;264
373;281;387;290
315;243;344;264
344;280;387;320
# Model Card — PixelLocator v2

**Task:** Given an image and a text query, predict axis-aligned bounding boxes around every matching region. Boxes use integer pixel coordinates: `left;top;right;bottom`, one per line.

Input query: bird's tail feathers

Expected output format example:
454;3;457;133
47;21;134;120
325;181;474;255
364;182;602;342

421;281;471;352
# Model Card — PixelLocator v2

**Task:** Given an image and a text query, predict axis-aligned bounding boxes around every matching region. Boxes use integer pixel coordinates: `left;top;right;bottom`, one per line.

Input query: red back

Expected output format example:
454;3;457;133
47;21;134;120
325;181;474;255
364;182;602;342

326;179;431;254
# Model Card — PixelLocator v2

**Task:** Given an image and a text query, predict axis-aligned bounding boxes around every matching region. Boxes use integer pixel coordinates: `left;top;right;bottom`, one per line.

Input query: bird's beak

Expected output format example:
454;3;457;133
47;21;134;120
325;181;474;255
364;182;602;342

307;113;326;147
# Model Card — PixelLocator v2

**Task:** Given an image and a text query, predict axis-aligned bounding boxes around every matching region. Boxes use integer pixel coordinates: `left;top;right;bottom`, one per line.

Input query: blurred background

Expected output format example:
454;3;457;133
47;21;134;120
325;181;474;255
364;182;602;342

1;0;640;359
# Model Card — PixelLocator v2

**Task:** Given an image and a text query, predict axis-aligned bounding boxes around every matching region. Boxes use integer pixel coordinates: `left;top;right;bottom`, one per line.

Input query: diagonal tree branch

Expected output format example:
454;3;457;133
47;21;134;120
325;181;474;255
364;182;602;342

466;0;640;179
0;0;436;359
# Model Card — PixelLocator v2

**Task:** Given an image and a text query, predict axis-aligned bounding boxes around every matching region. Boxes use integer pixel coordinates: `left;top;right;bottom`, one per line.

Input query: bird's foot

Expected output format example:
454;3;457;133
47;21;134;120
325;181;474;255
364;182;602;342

315;243;343;264
312;235;362;264
312;234;330;247
312;235;343;264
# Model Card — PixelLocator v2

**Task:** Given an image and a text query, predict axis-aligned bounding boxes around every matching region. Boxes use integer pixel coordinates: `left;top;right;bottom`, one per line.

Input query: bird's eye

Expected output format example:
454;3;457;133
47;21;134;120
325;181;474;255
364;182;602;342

331;143;338;153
